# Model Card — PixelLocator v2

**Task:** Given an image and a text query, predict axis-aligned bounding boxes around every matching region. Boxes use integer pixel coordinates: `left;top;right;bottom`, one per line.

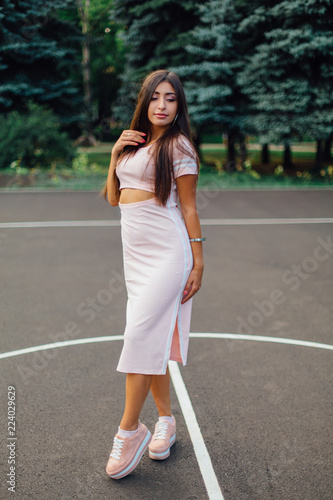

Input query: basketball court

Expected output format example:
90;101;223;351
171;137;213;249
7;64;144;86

0;188;332;499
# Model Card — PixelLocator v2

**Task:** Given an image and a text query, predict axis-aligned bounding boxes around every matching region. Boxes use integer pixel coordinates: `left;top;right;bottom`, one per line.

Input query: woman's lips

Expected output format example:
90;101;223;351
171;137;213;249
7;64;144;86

154;114;168;118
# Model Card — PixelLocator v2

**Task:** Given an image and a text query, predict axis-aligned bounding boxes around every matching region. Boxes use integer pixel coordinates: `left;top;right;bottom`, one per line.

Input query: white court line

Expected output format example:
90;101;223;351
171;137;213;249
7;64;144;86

189;333;333;350
0;336;124;359
200;217;333;225
0;217;333;229
169;361;224;500
0;220;121;228
1;333;333;360
1;333;332;499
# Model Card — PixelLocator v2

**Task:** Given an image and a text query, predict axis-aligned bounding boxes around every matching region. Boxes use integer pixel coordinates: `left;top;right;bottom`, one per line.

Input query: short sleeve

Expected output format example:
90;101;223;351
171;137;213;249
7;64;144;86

173;135;198;179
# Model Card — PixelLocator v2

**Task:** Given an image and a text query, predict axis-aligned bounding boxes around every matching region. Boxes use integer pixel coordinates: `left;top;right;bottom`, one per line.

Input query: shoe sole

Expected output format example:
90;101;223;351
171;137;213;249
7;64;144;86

149;433;176;460
107;431;152;479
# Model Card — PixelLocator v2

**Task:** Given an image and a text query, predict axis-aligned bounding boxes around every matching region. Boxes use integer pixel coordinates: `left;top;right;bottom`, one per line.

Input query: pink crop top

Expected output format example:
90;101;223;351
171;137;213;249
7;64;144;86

115;135;198;202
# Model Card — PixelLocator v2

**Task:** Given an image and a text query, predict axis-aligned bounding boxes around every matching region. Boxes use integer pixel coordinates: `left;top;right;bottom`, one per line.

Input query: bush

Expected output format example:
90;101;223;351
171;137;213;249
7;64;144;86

0;103;75;169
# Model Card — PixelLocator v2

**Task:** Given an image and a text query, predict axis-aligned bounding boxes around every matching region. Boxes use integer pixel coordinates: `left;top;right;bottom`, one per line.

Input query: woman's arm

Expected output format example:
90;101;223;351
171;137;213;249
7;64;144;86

176;174;204;304
105;152;120;206
103;129;146;206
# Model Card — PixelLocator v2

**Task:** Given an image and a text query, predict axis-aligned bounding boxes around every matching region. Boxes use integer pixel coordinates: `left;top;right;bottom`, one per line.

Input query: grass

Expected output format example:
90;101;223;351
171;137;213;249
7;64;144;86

0;143;332;190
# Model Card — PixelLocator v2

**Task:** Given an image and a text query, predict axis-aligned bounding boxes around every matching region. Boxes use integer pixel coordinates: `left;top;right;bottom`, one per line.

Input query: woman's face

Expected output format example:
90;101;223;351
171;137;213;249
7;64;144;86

147;81;178;131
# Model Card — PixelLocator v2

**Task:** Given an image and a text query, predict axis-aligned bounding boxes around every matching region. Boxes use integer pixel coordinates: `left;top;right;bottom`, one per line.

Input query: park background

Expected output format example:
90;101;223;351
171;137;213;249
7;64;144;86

0;0;332;189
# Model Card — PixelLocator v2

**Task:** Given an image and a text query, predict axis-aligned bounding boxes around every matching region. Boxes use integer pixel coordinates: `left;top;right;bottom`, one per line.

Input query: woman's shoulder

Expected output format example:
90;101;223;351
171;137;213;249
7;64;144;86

173;133;194;149
172;134;196;158
172;134;198;177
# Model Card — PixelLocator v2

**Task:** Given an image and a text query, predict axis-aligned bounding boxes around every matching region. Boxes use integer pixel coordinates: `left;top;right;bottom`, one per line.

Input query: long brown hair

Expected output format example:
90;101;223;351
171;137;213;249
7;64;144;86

102;70;198;205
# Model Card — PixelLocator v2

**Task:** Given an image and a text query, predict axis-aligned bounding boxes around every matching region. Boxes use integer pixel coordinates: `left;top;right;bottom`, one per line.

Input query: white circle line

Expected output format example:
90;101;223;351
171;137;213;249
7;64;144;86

189;333;333;350
0;333;332;360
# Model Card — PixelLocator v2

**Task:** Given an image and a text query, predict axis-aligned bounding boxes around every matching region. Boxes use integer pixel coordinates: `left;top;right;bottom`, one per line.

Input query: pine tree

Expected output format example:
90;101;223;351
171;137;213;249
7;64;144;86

111;0;205;124
173;0;249;169
0;0;82;123
237;0;333;171
88;0;125;124
75;0;125;132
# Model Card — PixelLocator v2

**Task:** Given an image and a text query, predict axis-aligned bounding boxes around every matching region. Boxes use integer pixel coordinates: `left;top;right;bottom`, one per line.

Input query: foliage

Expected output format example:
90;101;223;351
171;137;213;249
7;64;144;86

0;0;82;123
236;0;333;145
72;153;104;173
274;165;285;176
170;0;333;168
173;0;245;133
88;0;126;122
1;0;332;169
111;0;205;124
319;165;333;179
69;0;126;129
0;102;74;169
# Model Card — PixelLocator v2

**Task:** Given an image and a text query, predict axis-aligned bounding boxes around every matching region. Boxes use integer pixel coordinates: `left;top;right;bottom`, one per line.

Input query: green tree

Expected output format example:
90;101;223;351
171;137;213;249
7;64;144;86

0;0;82;123
75;0;125;134
89;1;125;125
111;0;206;125
237;0;333;171
0;102;74;169
174;0;249;169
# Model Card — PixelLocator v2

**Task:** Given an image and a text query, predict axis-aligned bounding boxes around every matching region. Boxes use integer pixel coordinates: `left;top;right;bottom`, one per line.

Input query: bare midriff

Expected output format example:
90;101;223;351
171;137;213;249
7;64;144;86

119;188;156;204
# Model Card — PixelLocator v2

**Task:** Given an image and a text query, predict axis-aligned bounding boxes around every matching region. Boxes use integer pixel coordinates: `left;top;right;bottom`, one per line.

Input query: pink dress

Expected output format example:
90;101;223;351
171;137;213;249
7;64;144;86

115;135;198;375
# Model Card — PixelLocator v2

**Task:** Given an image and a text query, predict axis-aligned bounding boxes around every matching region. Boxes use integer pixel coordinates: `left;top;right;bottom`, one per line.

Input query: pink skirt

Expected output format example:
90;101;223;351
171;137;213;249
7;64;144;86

116;197;193;375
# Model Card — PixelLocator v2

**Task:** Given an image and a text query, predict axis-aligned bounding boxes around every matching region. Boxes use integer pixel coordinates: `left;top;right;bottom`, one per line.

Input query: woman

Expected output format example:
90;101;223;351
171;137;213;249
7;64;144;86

102;70;204;479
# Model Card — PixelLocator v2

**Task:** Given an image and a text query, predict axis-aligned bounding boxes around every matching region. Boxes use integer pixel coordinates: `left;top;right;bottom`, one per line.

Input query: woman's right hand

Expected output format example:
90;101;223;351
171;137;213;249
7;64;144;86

112;130;146;157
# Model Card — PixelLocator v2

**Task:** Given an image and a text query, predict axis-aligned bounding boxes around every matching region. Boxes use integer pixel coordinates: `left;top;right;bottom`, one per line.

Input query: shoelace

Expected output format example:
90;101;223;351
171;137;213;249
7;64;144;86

153;421;169;440
110;436;124;460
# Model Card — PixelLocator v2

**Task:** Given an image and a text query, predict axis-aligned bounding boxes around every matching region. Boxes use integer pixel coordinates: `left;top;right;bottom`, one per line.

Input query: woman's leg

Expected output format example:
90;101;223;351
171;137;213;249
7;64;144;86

119;374;153;430
150;366;172;417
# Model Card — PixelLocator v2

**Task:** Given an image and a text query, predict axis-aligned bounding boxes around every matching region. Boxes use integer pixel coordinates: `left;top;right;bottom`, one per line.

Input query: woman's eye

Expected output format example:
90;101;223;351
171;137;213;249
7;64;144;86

151;97;176;102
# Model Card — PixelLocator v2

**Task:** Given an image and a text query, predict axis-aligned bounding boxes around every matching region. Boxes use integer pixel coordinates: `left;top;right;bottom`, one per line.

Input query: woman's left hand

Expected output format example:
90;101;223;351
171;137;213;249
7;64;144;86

181;267;203;304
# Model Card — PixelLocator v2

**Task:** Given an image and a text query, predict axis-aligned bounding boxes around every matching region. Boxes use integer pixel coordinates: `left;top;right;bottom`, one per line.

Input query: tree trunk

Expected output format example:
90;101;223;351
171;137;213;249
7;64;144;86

226;131;236;172
314;138;323;173
262;143;270;164
323;135;332;162
81;0;93;130
239;133;247;164
283;143;292;170
192;127;203;162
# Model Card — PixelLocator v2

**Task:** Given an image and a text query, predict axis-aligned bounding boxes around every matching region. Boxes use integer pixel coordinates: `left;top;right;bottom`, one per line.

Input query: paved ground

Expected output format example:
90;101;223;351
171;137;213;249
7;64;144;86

0;189;332;500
